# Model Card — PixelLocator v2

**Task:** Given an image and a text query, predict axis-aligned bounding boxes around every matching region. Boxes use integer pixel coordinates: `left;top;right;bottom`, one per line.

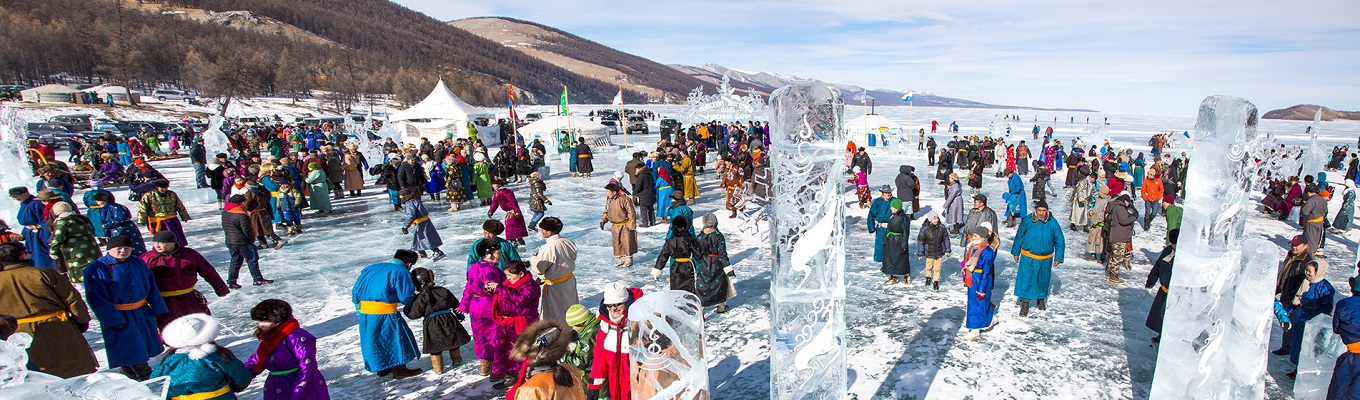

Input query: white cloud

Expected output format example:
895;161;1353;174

394;0;1360;114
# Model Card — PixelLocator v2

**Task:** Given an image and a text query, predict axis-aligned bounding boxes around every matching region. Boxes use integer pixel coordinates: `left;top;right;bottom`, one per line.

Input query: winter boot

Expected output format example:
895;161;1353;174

1037;299;1047;311
528;221;538;231
493;375;516;390
1019;300;1031;317
884;277;899;285
479;360;491;376
430;354;445;374
925;277;933;287
932;281;940;291
963;329;981;341
449;349;463;364
614;257;625;267
394;204;402;211
624;256;634;267
431;249;446;261
419;251;429;259
389;365;421;379
271;236;288;249
730;210;738;218
253;279;274;286
715;303;730;313
120;362;152;381
449;203;461;212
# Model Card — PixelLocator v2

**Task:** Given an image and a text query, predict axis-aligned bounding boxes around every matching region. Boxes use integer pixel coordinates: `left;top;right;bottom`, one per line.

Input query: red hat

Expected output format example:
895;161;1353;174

1291;235;1306;246
1163;194;1175;203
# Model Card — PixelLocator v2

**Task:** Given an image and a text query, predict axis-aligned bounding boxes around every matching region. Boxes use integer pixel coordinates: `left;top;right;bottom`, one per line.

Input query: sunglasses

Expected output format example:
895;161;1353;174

606;303;625;309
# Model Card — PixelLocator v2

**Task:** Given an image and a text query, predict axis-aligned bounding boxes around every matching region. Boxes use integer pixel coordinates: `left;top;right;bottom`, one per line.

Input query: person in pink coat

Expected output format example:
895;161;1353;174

488;179;529;245
459;239;508;382
488;260;540;390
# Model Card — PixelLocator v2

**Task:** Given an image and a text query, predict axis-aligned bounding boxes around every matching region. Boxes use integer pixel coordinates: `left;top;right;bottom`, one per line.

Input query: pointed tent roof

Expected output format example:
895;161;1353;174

390;79;492;121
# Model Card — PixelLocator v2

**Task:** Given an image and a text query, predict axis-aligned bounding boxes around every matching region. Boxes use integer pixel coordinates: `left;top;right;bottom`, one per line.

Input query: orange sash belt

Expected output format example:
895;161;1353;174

147;215;177;233
16;311;68;325
358;301;398;314
1021;249;1053;260
114;298;148;311
1347;342;1360;354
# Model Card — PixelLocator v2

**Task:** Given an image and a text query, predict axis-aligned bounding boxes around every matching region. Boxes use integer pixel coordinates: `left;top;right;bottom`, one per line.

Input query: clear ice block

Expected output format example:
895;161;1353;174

1151;96;1279;399
1295;314;1346;399
768;83;847;400
627;290;709;399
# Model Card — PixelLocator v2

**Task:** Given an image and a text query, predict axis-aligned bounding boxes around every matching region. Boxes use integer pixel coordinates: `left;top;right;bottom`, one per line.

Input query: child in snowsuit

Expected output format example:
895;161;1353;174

526;172;551;231
404;267;472;374
916;211;952;291
275;181;304;235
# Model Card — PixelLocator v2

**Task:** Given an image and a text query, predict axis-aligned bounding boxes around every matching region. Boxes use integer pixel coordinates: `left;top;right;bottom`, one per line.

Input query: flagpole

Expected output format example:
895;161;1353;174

620;86;626;148
563;86;572;143
509;84;519;147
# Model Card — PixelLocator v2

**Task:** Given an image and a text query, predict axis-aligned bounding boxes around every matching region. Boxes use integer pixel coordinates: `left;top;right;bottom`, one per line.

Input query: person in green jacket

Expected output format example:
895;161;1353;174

305;162;332;213
47;202;101;282
1163;194;1182;245
473;153;493;206
267;137;285;160
150;314;252;400
562;304;601;391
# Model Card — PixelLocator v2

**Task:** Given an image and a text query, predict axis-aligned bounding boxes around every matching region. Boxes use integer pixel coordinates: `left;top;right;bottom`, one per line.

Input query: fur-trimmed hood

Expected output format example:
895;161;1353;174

510;320;573;367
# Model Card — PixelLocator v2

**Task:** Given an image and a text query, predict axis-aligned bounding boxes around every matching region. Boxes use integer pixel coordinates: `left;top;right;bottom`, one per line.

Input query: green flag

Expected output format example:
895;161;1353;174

558;87;569;116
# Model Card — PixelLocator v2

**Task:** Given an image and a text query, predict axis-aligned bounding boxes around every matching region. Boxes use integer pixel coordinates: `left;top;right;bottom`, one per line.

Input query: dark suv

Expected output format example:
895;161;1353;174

660;119;680;136
626;116;648;134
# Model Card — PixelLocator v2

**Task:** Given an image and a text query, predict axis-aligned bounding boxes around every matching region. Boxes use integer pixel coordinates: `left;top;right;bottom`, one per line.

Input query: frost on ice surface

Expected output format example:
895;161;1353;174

1302;107;1326;178
1295;315;1346;399
1152;96;1279;399
768;83;846;400
0;105;35;227
627;290;709;400
40;373;165;400
179;187;220;205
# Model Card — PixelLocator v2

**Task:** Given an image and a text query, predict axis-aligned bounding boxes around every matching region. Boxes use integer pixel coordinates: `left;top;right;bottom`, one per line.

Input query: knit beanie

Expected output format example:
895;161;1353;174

565;304;597;328
890;199;903;210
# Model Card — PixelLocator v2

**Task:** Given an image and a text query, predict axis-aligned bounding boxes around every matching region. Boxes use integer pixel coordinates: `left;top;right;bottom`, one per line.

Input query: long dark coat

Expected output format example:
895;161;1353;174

575;143;594;174
655;226;702;298
881;211;911;276
694;230;733;307
1144;246;1174;333
403;286;472;354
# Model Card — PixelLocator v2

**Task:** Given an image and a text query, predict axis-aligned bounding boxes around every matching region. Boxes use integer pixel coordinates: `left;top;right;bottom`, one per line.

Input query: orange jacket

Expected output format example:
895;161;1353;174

1142;177;1164;202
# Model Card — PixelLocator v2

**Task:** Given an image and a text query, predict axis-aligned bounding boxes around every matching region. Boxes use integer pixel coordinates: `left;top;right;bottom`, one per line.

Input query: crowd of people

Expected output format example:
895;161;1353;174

2;112;1359;399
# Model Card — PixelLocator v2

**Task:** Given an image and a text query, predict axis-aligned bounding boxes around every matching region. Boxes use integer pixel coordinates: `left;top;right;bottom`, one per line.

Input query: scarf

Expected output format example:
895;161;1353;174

961;240;986;288
492;273;534;335
250;317;300;375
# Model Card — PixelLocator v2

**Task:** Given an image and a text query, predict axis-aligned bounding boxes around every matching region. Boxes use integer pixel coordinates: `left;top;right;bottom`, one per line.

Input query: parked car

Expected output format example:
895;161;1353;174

26;114;93;133
626;116;648;134
524;113;543;123
660;119;680;136
150;89;195;102
600;120;619;135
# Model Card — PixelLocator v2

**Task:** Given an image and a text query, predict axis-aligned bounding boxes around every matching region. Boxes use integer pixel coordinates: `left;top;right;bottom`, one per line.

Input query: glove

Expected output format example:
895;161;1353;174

975;292;985;301
546;200;553;205
75;321;89;333
1282;321;1292;331
586;389;600;400
723;266;735;277
600;220;607;230
401;227;409;235
651;268;663;280
108;324;126;331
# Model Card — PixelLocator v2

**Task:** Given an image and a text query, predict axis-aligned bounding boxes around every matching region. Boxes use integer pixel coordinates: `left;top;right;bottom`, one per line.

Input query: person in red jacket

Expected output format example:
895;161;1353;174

140;231;231;329
1140;167;1164;231
587;282;643;400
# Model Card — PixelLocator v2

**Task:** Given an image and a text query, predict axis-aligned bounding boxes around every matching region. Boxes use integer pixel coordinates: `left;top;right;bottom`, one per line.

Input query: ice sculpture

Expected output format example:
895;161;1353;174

178;188;220;205
1295;315;1346;399
0;105;34;228
1151;96;1281;399
768;84;847;400
202;115;230;158
1301;108;1325;178
627;290;709;400
358;121;403;167
39;373;165;399
0;332;32;388
680;76;769;124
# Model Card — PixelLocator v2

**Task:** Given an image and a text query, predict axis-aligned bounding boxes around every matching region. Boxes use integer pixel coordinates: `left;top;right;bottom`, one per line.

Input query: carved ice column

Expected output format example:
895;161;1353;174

628;290;709;400
768;84;846;399
1151;96;1280;399
0;105;34;228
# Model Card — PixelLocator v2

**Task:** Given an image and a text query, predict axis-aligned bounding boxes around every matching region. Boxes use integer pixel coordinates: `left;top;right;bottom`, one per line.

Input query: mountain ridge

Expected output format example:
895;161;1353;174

1262;105;1360;121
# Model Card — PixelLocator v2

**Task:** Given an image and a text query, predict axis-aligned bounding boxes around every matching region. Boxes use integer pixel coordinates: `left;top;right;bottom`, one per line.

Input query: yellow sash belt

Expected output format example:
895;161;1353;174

16;310;68;325
359;301;398;314
170;385;230;400
147;215;177;233
544;272;575;285
674;258;691;263
1021;249;1053;260
160;287;196;298
114;298;148;311
612;220;630;226
412;216;430;224
1308;216;1325;223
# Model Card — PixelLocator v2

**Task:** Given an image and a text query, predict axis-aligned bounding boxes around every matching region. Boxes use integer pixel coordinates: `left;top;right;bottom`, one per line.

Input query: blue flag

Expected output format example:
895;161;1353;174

901;93;913;103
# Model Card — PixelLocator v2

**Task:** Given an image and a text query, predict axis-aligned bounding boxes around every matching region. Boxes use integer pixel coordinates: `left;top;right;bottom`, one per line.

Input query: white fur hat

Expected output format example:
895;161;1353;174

613;171;624;180
161;313;221;360
603;282;629;304
852;166;861;173
474;153;487;162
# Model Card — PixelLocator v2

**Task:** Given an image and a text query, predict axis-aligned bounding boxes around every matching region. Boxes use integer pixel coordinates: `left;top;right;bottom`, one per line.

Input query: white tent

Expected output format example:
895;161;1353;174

389;80;499;145
86;85;140;105
20;84;79;103
517;115;611;151
844;113;903;147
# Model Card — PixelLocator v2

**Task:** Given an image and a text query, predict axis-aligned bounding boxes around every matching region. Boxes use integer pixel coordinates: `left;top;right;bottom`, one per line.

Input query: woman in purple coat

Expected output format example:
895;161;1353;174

460;239;509;381
245;299;330;400
487;179;529;245
489;260;541;389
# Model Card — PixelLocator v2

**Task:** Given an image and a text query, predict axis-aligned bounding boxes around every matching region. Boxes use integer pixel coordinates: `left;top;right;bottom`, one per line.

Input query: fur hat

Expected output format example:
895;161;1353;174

51;201;73;216
473;153;486;162
852;166;860;173
250;299;292;323
702;213;718;229
603;282;629;304
161;313;221;360
671;215;691;235
510;319;573;366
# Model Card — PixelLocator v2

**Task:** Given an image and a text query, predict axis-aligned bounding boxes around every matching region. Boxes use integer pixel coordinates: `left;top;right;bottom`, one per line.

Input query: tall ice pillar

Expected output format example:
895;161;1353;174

768;84;847;399
1151;96;1281;399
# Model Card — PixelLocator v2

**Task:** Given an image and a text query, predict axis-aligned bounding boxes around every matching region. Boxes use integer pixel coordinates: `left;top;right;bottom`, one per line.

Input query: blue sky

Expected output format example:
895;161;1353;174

393;0;1360;115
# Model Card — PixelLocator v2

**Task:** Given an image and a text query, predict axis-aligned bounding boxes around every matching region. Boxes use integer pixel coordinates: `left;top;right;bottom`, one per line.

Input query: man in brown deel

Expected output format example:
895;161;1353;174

600;182;637;267
0;241;98;377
